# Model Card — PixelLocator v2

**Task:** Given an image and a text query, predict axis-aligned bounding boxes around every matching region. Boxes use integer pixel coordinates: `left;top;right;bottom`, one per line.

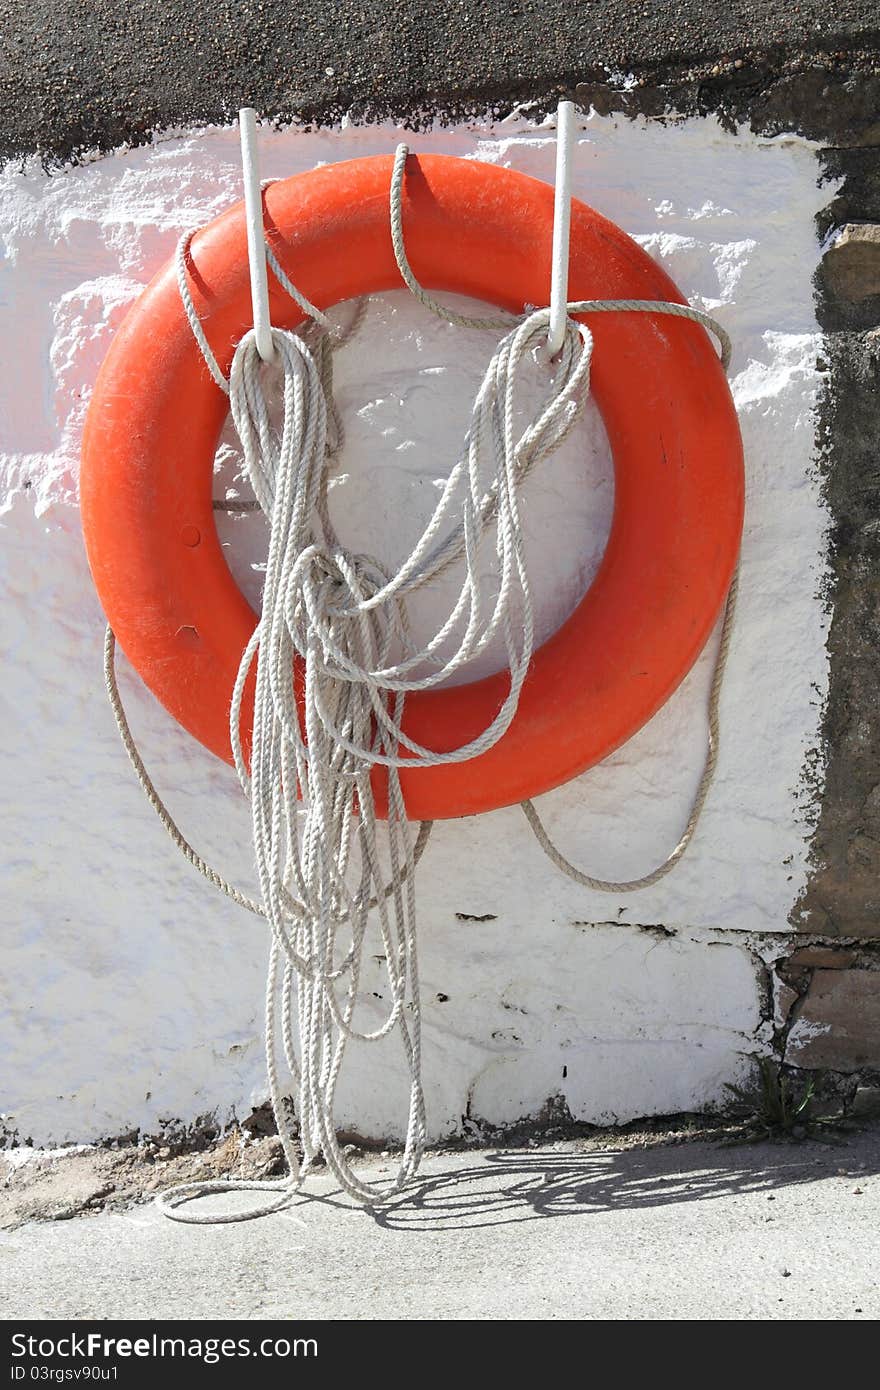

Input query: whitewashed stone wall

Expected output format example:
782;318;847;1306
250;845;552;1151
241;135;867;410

0;113;830;1145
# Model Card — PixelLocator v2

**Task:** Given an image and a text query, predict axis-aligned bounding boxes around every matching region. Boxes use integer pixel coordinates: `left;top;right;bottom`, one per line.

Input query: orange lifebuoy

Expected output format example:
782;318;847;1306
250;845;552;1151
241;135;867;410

81;153;743;821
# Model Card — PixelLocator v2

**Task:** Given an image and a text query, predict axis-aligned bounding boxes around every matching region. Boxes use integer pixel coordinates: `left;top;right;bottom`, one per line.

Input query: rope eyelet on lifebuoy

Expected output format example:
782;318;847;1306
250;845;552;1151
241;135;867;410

81;153;743;823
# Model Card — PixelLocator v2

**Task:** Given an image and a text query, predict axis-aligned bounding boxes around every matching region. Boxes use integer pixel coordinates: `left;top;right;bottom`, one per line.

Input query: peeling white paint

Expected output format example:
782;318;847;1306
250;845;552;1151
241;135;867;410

785;1017;835;1050
0;113;830;1144
0;1144;96;1171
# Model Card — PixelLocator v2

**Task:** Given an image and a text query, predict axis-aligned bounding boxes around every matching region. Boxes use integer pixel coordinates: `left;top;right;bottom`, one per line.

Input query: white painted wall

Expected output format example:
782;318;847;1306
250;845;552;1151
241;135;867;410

0;113;829;1146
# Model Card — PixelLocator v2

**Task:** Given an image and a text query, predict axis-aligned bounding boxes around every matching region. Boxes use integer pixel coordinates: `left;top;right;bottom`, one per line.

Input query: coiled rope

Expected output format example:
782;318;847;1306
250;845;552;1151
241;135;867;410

106;146;736;1218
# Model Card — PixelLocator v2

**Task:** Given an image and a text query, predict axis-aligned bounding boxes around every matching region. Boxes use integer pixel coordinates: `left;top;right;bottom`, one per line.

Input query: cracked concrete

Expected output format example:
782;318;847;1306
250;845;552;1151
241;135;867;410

3;1125;880;1320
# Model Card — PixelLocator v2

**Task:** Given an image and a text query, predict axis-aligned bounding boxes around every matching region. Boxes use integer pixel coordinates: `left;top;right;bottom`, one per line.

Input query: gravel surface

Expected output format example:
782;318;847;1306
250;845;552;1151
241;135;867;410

0;1115;774;1230
2;1;879;164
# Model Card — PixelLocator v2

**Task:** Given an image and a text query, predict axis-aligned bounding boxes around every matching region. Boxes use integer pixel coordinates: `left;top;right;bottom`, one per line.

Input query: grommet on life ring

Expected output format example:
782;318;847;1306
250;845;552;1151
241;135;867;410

80;153;744;822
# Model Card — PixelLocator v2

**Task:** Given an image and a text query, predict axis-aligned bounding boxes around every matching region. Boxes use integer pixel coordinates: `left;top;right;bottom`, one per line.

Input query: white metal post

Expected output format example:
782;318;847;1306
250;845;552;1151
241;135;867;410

238;107;275;363
547;99;576;358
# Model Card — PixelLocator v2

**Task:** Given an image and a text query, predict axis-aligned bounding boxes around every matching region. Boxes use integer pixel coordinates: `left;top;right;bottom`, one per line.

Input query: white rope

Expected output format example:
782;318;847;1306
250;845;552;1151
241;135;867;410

388;144;733;369
107;145;738;1218
389;144;737;891
153;167;596;1215
225;317;592;1207
104;627;432;921
174;236;229;394
521;567;738;892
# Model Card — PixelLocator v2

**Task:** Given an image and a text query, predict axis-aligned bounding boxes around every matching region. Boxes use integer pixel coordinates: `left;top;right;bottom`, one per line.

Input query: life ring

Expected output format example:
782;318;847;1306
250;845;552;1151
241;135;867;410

81;153;744;821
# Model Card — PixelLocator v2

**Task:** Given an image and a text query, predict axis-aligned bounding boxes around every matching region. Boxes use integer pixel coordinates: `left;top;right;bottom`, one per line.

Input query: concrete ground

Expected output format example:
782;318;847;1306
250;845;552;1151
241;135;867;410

2;1128;878;1320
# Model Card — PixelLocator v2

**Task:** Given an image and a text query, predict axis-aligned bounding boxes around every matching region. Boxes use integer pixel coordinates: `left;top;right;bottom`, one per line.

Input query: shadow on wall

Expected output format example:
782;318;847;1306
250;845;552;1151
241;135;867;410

354;1141;877;1233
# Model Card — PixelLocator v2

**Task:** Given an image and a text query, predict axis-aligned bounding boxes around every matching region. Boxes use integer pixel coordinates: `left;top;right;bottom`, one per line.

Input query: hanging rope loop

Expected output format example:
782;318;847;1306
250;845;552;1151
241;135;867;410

102;143;740;1219
158;209;599;1213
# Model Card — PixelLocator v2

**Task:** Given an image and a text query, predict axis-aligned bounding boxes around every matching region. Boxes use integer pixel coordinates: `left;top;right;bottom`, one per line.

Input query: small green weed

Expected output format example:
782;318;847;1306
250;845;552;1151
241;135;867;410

724;1059;835;1141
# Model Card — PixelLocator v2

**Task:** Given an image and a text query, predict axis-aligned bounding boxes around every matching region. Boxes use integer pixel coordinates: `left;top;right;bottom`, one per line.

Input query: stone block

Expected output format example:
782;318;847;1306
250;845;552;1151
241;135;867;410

786;969;880;1070
822;223;880;302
